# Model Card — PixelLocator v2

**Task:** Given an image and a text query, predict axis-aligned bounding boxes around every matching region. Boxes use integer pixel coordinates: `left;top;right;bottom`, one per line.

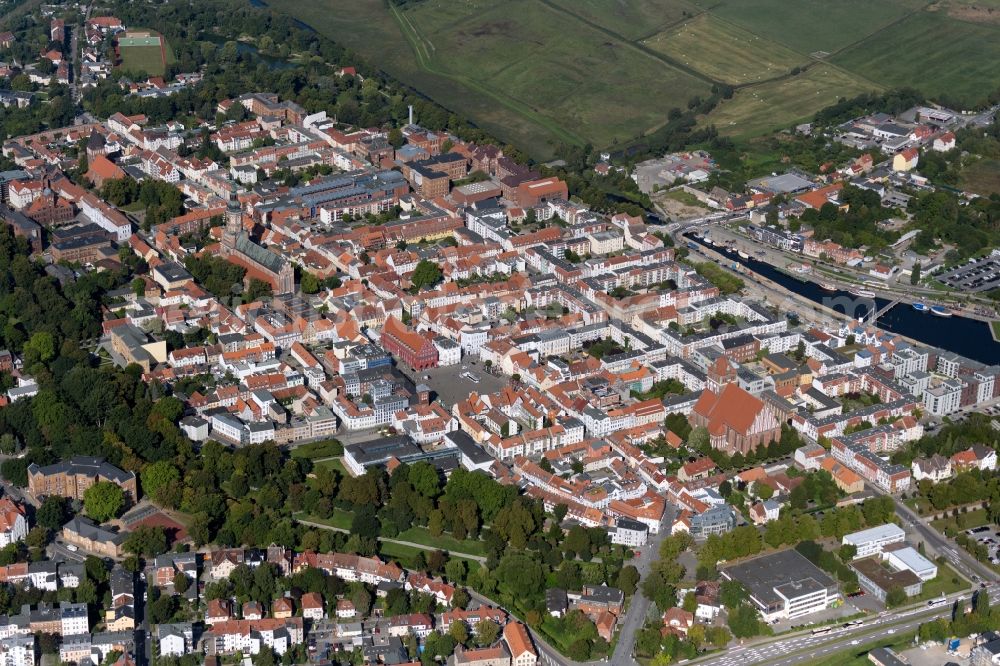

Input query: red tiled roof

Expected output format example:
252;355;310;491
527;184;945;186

0;499;24;533
692;383;766;436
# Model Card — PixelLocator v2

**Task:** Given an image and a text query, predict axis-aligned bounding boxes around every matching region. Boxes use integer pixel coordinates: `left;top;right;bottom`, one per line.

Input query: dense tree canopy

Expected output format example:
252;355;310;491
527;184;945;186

411;260;443;292
83;482;125;522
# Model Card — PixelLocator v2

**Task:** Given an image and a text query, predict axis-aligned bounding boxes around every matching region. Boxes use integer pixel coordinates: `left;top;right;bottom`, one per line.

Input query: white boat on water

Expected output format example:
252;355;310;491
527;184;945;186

931;305;953;317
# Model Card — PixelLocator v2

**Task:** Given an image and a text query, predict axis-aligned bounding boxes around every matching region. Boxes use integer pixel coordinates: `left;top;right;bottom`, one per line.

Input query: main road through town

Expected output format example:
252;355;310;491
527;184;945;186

695;583;997;666
893;495;998;583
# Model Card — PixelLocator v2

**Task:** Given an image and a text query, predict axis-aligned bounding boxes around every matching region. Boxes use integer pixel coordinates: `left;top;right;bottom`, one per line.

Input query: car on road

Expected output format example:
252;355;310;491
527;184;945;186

851;640;860;645
66;544;78;552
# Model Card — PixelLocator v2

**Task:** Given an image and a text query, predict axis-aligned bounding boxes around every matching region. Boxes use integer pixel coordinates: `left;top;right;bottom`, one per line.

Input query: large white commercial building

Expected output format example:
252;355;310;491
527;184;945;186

841;523;905;558
721;549;839;622
883;545;937;581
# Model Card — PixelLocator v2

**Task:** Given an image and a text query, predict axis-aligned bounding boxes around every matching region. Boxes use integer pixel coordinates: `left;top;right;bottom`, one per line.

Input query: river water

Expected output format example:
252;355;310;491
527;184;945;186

685;234;1000;365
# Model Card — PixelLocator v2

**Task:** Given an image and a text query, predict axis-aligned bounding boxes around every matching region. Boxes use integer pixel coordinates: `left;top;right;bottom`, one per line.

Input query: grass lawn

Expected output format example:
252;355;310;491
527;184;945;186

840;393;883;412
992;320;1000;341
913;562;969;602
378;540;483;572
689;0;924;55
393;526;487;557
702;64;879;138
118;30;174;77
290;439;344;460
961;158;1000;197
296;509;353;531
644;13;806;85
296;510;486;557
927;279;951;292
120;45;166;76
831;12;1000;107
664;188;708;207
313;458;348;477
539;615;578;653
904;496;933;515
930;507;990;533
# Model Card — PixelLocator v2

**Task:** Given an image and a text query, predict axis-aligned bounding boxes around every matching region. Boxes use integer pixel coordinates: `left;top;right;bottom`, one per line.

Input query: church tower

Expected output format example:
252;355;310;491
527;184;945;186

707;356;736;394
222;180;242;251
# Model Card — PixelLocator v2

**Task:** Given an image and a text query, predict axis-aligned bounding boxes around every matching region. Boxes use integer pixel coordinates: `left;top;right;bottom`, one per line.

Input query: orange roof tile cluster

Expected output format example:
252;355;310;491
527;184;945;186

0;498;25;533
692;384;767;438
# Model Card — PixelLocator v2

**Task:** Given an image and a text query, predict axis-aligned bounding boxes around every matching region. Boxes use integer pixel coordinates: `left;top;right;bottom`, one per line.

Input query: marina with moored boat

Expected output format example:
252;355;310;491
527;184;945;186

683;231;1000;364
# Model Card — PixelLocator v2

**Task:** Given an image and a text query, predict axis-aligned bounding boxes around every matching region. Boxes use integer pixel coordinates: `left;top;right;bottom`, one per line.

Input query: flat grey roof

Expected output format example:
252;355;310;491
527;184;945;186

746;173;814;194
851;556;921;590
722;549;836;608
842;523;905;546
445;431;492;466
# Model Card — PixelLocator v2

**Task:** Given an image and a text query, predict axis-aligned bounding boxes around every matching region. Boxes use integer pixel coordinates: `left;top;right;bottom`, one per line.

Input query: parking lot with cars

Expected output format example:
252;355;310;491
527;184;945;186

938;255;1000;293
967;525;1000;565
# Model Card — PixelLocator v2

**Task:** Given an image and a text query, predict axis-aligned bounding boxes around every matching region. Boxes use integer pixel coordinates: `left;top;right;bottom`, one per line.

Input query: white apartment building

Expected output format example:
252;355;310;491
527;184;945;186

610;518;649;547
59;602;89;637
211;413;245;445
0;635;35;666
433;337;461;366
246;422;275;445
157;629;188;658
922;378;962;416
459;326;489;357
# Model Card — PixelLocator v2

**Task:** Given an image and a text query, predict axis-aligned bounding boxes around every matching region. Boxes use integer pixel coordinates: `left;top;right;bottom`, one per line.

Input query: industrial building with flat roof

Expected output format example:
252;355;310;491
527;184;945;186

850;556;922;602
721;549;838;622
343;435;460;476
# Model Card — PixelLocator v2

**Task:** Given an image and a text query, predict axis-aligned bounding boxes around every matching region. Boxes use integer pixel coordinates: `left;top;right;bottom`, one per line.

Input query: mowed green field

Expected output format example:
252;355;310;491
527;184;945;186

120;45;165;76
268;0;711;156
703;64;880;138
546;0;699;40
406;0;710;144
686;0;924;54
118;31;173;76
260;0;997;154
831;12;1000;107
262;0;564;152
644;14;806;85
